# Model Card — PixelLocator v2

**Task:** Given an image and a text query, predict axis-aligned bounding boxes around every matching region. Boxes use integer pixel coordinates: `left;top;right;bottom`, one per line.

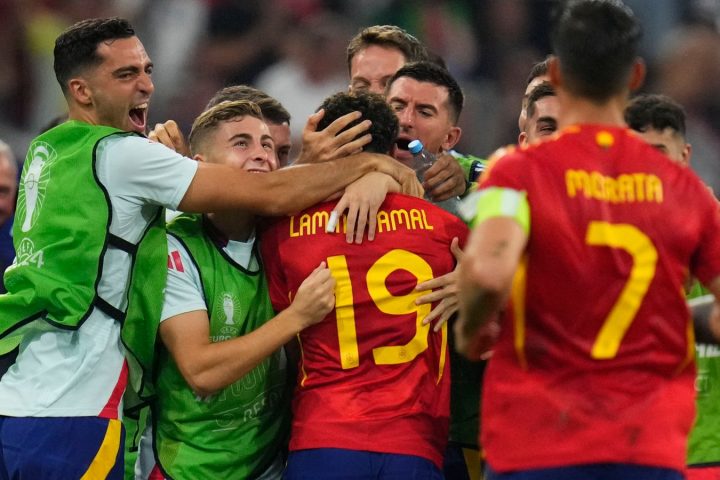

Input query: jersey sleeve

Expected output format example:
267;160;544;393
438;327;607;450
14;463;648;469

161;234;207;321
691;194;720;286
98;136;198;210
259;221;292;312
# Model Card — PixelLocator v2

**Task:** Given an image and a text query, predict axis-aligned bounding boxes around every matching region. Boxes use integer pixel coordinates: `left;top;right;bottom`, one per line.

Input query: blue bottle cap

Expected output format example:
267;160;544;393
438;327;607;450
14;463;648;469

408;139;424;154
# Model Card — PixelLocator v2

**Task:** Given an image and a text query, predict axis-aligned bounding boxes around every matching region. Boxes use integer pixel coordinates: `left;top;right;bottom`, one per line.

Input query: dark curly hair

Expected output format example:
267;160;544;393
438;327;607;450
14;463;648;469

624;93;686;138
54;17;136;95
317;91;399;155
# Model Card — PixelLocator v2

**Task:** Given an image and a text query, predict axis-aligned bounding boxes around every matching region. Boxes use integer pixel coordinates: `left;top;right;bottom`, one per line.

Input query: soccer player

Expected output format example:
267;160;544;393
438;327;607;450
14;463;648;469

148;100;335;479
0;17;415;478
519;81;559;146
624;93;691;167
346;25;474;202
518;56;552;134
261;91;468;479
625;93;720;480
456;1;720;479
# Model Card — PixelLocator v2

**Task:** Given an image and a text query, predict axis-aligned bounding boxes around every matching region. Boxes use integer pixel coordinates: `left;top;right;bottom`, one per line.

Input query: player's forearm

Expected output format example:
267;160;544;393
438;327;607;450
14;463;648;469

181;313;305;397
178;154;381;216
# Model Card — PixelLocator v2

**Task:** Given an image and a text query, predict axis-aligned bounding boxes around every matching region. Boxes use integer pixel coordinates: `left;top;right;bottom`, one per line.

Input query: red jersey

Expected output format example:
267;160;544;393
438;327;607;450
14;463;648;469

479;125;720;472
261;193;469;468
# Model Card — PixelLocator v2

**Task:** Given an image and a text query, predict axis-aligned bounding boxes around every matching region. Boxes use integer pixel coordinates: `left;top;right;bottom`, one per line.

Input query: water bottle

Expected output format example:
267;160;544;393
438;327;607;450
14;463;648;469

408;139;462;217
408;139;434;183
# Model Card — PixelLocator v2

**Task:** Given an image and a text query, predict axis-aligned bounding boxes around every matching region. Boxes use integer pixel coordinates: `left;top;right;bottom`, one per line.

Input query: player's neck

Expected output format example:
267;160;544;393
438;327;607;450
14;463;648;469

206;211;255;242
556;92;627;130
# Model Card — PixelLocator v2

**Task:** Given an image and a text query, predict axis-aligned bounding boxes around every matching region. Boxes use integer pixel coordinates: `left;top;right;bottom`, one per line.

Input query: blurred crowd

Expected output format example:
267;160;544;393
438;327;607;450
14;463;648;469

1;0;720;192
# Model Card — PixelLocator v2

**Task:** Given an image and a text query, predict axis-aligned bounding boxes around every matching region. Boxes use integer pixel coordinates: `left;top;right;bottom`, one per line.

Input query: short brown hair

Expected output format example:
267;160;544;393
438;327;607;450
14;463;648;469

206;85;290;126
346;25;428;74
189;100;263;154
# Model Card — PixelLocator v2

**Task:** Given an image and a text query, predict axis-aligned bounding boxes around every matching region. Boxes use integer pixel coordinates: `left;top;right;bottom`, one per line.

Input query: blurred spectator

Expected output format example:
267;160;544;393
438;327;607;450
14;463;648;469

0;140;18;294
256;12;352;153
653;25;720;195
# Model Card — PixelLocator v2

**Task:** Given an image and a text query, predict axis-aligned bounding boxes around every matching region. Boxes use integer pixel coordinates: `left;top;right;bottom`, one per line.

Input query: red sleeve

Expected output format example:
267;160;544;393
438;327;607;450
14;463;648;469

691;193;720;286
259;220;292;312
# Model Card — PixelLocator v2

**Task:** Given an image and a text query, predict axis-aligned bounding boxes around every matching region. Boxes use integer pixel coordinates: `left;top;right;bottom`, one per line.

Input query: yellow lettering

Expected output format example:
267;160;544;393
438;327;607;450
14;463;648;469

421;210;434;230
290;215;299;237
591;172;606;201
604;176;618;204
566;170;590;198
647;175;663;203
633;174;646;202
311;211;329;235
617;174;635;202
299;214;311;237
377;211;390;233
390;209;410;231
409;209;424;230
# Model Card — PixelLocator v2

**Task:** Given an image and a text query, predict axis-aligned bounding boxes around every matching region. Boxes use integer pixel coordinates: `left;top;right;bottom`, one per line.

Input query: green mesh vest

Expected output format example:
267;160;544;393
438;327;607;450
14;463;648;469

154;214;290;479
687;285;720;465
0;120;166;401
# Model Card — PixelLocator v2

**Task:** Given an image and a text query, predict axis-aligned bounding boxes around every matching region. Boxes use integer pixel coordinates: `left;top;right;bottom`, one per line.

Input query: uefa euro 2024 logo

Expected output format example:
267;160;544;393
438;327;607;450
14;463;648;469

17;141;55;233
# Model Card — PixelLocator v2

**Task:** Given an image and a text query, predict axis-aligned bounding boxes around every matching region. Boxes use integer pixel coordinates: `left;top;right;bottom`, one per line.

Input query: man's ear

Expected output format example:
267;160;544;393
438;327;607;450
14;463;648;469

442;126;462;151
518;131;528;147
68;78;92;106
682;143;692;167
628;58;646;92
193;153;205;163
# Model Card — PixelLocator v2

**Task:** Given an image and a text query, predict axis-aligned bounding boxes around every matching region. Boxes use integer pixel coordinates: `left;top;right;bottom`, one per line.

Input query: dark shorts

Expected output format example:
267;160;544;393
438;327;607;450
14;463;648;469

284;448;443;480
486;463;684;480
444;443;483;480
0;416;124;480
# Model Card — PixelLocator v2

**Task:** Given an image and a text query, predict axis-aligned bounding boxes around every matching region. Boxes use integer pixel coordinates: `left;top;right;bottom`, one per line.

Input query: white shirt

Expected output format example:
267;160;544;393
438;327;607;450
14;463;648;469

0;135;197;417
161;230;257;322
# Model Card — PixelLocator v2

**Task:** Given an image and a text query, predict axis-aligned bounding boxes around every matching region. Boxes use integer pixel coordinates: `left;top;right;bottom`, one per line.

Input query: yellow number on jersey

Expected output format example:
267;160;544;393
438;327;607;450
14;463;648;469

586;221;658;359
327;249;443;370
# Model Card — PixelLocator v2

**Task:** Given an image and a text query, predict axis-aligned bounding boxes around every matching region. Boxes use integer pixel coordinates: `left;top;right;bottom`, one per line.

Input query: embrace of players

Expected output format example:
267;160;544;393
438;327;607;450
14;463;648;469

1;1;720;480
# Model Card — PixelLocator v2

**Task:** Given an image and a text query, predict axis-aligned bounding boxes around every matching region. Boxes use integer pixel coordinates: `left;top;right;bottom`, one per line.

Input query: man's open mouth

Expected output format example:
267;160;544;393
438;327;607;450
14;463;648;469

395;138;411;151
129;103;148;131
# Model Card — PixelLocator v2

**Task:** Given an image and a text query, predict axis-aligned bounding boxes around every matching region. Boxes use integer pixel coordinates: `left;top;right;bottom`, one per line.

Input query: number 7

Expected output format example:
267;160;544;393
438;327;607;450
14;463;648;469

586;221;658;359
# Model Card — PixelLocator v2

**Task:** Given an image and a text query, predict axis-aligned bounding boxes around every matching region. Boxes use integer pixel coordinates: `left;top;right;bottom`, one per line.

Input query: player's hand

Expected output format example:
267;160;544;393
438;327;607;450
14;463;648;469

415;237;463;331
149;120;190;157
370;154;423;198
331;172;396;244
454;314;501;360
424;153;466;201
295;109;372;164
290;262;336;329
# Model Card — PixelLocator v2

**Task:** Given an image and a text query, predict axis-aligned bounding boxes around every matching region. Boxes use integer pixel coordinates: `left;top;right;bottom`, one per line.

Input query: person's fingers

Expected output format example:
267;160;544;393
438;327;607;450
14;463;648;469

334;134;372;159
345;203;358;244
416;289;447;305
333;120;371;148
366;201;378;242
450;237;464;261
416;274;452;292
152;125;177;151
163;120;189;156
304;109;325;134
325;111;363;136
423;304;441;326
434;300;458;332
353;201;369;244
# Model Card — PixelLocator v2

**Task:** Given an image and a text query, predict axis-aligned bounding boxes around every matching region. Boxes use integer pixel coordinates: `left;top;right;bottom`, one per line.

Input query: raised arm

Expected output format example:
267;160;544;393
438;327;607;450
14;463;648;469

178;152;414;217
